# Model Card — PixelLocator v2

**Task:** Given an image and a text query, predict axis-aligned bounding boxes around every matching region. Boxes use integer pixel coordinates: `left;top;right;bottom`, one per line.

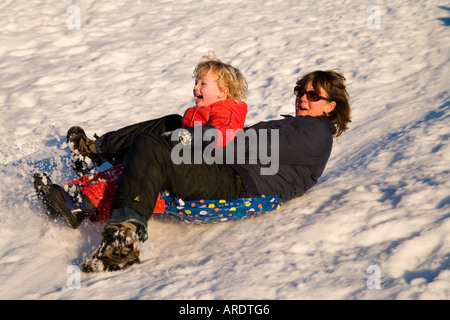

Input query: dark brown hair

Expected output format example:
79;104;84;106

297;70;351;137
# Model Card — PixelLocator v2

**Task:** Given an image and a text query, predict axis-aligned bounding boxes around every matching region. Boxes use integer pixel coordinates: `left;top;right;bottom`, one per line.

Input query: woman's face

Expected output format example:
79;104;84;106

295;81;336;117
193;71;228;107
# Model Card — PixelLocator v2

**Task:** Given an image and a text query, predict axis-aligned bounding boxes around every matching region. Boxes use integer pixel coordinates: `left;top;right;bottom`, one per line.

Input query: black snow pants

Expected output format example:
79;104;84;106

97;114;183;165
110;132;248;222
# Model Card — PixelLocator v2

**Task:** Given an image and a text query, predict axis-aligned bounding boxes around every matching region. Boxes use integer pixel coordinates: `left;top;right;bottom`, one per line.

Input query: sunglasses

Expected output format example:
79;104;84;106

294;86;333;102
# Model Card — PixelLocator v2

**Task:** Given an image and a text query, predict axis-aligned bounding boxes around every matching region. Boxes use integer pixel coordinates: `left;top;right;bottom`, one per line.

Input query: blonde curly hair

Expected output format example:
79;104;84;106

193;51;248;101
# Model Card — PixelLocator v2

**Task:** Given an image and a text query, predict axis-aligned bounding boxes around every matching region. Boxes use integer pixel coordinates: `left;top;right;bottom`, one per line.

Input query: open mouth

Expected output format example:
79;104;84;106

296;103;308;111
194;93;203;102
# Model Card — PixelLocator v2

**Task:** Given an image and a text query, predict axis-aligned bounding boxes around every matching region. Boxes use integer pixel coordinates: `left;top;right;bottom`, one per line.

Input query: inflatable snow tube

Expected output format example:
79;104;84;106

67;164;282;224
157;191;282;224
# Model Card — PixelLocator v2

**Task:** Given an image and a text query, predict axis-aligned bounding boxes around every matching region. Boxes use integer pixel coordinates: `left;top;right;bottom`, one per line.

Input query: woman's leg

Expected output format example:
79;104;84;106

108;132;247;235
82;132;247;272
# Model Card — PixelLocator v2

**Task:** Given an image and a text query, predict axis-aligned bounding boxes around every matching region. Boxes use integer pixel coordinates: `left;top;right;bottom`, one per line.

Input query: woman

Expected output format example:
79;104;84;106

82;70;352;272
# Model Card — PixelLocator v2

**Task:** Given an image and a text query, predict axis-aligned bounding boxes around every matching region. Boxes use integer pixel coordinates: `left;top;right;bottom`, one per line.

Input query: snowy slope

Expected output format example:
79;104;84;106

0;0;449;299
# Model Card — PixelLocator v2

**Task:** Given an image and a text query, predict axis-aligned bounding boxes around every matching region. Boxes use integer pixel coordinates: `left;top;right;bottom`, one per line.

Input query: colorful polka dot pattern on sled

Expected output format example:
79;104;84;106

64;164;282;224
158;191;282;224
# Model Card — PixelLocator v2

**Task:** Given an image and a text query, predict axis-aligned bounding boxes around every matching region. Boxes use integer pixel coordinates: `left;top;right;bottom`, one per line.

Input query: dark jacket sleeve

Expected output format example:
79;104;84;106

236;116;332;166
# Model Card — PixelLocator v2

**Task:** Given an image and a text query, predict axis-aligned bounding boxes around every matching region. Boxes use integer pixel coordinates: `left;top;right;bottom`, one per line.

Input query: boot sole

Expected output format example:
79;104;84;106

82;255;140;272
33;173;86;228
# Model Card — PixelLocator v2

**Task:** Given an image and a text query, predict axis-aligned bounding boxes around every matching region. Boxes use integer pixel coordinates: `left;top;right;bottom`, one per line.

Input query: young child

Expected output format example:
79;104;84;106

70;51;248;174
34;52;249;228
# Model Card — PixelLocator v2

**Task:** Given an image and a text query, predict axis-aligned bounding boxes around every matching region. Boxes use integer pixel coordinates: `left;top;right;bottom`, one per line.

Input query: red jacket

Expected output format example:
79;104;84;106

182;99;247;148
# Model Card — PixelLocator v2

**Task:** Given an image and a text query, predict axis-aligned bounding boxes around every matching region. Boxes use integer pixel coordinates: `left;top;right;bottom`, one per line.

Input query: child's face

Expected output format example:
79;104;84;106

193;71;228;107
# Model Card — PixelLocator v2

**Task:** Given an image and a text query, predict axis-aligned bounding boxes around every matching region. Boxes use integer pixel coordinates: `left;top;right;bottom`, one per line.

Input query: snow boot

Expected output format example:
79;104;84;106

67;126;103;176
82;222;141;272
33;172;95;228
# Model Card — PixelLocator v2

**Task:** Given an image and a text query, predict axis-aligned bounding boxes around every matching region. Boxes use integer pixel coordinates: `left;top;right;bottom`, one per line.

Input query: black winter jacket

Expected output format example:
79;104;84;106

227;115;336;201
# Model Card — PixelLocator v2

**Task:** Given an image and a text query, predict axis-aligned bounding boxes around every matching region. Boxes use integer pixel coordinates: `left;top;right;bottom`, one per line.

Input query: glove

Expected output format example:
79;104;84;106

161;129;193;147
177;128;193;146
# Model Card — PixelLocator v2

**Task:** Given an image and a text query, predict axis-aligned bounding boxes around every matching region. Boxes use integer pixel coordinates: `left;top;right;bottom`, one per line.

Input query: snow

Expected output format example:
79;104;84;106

0;0;449;300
